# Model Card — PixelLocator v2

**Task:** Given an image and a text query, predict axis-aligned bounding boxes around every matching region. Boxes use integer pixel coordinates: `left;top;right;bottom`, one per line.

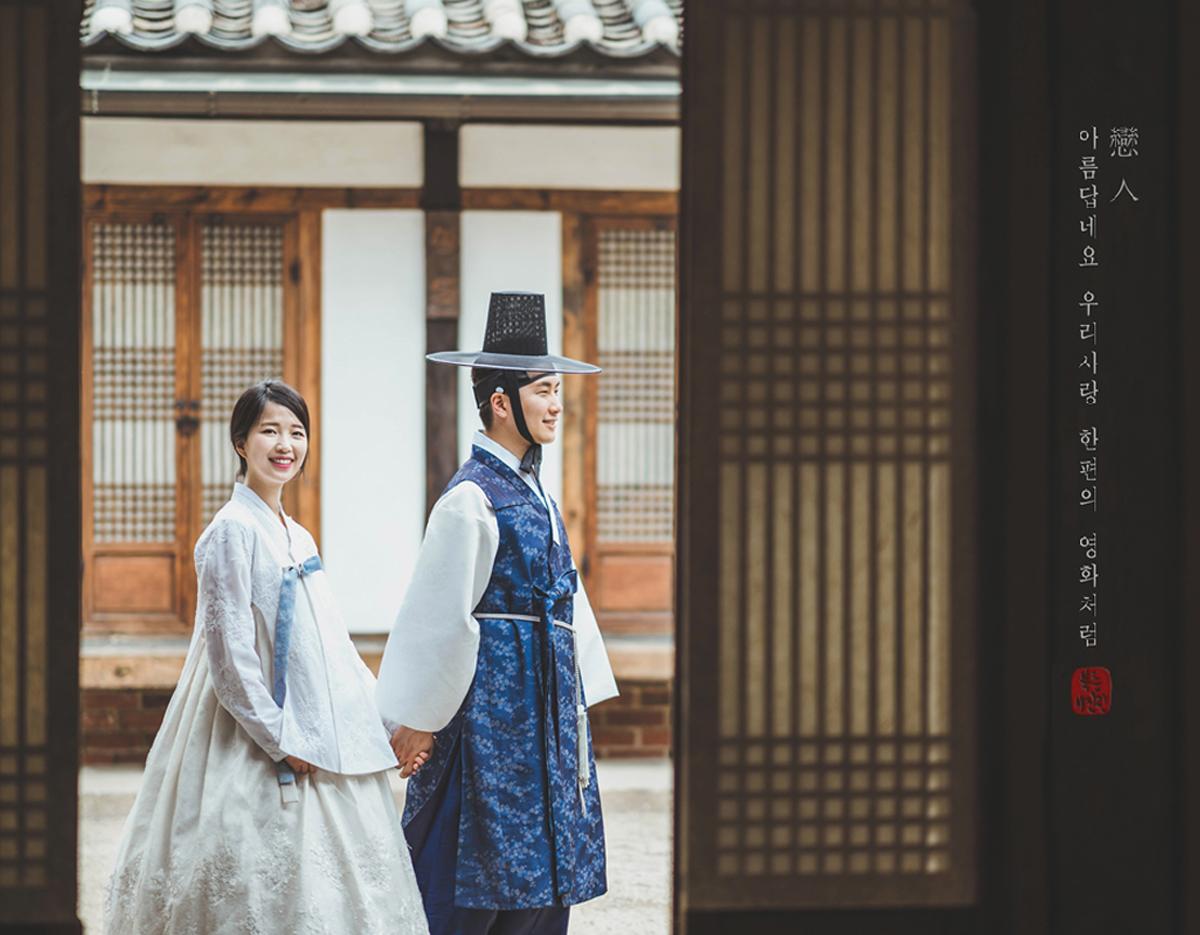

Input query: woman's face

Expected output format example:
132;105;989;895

237;400;308;488
519;374;563;445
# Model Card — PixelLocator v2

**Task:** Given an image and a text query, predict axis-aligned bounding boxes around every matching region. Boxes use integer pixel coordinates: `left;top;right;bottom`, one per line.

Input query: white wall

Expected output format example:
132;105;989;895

82;118;424;186
321;210;426;634
461;124;679;190
459;211;565;504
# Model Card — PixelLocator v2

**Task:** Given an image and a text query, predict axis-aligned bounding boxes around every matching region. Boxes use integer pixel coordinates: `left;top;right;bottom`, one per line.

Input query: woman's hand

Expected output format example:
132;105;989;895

400;749;431;779
390;726;435;779
284;754;316;775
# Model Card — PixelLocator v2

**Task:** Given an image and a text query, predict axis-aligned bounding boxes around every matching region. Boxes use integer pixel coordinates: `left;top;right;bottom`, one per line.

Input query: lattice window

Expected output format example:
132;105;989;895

596;227;676;543
0;258;50;891
199;222;285;524
0;0;54;891
691;0;976;909
83;200;310;638
90;222;177;544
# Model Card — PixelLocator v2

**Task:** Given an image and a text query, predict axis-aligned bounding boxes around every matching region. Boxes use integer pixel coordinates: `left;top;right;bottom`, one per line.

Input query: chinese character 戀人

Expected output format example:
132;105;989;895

1109;126;1139;158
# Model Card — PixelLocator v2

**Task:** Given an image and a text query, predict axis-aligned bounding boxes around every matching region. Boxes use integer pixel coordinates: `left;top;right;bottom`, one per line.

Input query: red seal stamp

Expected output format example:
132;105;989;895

1071;666;1112;715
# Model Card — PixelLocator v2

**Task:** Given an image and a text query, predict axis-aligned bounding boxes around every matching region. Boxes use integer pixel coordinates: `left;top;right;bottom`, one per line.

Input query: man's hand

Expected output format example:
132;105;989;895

284;754;315;775
390;725;435;779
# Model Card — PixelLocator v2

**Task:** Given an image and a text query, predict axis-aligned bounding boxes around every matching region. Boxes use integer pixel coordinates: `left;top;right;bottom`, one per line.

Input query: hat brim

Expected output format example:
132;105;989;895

426;350;601;374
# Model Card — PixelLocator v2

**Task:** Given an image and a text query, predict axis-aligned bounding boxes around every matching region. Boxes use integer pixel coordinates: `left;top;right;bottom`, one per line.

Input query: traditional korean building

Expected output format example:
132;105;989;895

5;2;1200;933
78;0;682;762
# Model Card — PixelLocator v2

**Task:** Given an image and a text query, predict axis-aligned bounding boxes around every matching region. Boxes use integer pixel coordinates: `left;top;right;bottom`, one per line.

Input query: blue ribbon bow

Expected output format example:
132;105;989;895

534;567;578;628
273;554;323;800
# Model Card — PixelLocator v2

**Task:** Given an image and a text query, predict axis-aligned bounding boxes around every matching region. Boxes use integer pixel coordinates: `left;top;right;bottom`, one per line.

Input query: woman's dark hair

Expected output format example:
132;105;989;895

229;379;311;480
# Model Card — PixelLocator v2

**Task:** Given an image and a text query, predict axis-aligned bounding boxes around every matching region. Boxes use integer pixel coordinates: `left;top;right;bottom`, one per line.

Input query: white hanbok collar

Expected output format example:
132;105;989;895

472;430;526;476
472;431;558;542
231;482;293;553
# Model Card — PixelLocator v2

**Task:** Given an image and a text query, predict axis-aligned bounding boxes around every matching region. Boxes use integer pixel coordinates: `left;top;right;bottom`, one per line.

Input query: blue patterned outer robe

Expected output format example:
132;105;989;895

401;447;608;910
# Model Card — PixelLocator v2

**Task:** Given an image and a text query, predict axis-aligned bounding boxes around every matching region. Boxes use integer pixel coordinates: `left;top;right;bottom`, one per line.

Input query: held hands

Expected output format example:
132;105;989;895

390;725;435;779
284;754;316;775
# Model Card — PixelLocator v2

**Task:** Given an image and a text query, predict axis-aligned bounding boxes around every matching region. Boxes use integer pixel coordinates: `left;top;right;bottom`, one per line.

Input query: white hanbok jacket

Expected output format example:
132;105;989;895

377;431;618;733
104;483;426;935
198;482;397;773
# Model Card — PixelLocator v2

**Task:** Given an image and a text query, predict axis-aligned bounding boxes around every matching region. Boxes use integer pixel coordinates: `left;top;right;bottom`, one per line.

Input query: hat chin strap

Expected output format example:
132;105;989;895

500;371;542;476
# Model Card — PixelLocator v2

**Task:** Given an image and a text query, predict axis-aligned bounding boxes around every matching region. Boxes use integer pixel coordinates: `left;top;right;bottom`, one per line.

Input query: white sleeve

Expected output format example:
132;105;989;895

197;520;286;761
376;483;498;733
572;575;620;707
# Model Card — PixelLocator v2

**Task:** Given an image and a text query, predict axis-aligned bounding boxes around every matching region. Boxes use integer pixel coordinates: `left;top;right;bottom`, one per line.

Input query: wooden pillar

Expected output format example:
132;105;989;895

560;212;589;574
423;121;461;517
0;1;82;932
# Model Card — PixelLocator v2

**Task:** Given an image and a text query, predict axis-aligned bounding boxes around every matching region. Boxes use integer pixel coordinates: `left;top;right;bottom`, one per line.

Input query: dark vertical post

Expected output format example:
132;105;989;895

0;1;81;932
1180;5;1200;933
974;0;1051;933
422;120;461;518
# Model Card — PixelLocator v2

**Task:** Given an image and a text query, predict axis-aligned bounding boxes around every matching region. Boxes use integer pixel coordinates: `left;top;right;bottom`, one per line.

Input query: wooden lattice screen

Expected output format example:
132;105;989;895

582;217;677;634
82;208;307;633
200;222;286;525
680;0;977;912
595;224;676;543
90;221;178;545
0;0;79;923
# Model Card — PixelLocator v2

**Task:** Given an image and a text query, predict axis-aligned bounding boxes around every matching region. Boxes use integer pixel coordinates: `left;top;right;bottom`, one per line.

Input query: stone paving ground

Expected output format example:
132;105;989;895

79;758;672;934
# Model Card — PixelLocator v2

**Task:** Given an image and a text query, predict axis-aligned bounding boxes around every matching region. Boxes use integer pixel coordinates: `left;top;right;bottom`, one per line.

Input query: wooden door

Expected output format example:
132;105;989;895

580;216;677;636
82;208;311;634
677;1;979;928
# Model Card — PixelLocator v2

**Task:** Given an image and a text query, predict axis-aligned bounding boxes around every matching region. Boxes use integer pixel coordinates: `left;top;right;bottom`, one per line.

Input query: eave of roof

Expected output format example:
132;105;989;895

78;0;684;70
82;28;681;80
80;66;681;123
80;2;682;120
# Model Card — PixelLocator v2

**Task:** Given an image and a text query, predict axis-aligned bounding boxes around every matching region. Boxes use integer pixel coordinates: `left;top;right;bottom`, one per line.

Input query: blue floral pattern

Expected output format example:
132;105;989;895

402;448;607;910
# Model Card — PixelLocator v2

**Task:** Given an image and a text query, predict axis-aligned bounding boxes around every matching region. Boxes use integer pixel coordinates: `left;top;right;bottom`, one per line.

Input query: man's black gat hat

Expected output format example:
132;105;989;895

427;291;601;475
426;291;601;376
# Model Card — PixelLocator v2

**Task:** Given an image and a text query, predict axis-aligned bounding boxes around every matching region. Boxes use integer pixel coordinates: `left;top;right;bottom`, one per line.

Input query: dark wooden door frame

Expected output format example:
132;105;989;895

676;0;1197;933
677;0;986;928
0;1;82;931
1180;4;1200;931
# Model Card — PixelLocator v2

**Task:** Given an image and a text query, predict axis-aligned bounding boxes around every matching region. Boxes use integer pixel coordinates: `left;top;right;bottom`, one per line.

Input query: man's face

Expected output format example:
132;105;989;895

518;373;563;445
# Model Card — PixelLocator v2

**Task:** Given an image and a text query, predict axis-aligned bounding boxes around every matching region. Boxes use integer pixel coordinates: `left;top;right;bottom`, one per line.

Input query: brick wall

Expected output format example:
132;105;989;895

82;678;675;764
589;678;673;759
82;688;173;765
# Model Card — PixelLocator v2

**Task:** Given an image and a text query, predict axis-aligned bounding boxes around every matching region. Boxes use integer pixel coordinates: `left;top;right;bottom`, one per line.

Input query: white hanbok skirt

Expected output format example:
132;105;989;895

104;644;429;935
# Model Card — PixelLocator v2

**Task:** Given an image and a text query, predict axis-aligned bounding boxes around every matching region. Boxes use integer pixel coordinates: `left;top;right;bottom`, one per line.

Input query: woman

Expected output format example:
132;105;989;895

106;379;429;935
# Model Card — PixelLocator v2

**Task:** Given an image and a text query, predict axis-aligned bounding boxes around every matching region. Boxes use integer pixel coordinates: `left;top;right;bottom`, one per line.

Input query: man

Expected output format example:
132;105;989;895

377;291;618;935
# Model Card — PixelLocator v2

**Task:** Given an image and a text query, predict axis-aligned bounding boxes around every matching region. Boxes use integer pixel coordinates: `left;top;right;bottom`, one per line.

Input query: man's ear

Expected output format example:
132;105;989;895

490;391;509;422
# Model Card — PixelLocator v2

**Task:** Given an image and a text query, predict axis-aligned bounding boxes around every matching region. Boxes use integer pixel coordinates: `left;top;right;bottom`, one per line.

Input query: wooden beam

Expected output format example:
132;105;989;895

84;184;421;214
84;184;677;218
425;213;461;516
462;187;678;216
560;211;589;577
295;210;323;547
423;121;462;516
176;214;201;631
